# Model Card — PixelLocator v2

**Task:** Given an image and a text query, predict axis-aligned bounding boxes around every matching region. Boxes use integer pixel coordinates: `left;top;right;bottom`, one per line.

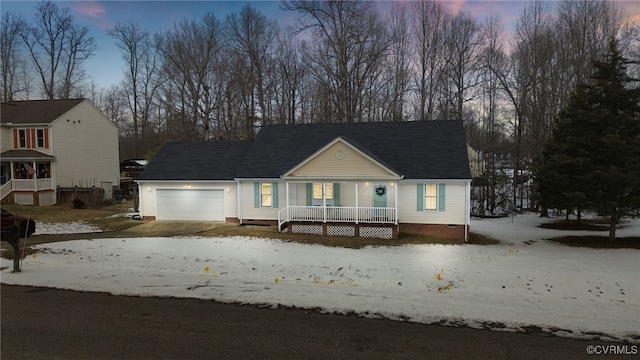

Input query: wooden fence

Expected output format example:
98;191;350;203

57;187;108;208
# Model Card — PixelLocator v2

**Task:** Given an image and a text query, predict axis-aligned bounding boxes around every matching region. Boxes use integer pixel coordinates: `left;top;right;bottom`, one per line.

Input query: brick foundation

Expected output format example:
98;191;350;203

240;219;277;226
399;223;468;242
225;217;240;223
1;192;15;205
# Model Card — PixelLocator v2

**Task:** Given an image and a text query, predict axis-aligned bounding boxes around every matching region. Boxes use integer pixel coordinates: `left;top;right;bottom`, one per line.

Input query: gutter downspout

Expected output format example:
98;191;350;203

237;179;242;224
465;180;470;242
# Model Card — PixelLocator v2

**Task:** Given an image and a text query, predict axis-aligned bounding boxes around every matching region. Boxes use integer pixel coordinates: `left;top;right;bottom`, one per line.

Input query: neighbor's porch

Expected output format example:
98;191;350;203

276;181;399;239
1;160;55;205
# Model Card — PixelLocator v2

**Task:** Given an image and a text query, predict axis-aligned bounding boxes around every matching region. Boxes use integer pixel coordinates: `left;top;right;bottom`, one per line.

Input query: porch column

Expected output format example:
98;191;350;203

395;180;399;225
323;182;327;223
286;182;289;208
355;183;359;224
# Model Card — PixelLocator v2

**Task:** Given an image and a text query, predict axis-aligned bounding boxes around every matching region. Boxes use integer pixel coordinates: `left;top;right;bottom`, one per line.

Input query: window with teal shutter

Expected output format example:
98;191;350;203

425;184;437;210
333;183;340;206
418;183;444;211
438;183;446;211
254;182;260;208
306;183;312;206
272;182;278;207
417;183;424;211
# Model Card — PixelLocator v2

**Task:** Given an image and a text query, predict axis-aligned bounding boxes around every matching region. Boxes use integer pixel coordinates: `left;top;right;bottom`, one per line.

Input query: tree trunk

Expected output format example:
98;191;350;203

608;216;617;242
540;205;548;217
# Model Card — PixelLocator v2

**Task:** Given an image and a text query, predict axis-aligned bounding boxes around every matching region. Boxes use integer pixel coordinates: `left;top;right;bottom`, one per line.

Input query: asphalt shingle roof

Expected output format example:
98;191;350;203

138;121;471;181
0;150;55;160
137;141;253;181
1;99;85;124
237;121;471;180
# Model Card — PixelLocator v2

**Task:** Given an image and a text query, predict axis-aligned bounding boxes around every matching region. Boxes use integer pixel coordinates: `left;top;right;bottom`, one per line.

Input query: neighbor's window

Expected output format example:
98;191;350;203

425;184;437;210
18;129;26;148
261;182;272;207
313;183;333;200
36;129;45;148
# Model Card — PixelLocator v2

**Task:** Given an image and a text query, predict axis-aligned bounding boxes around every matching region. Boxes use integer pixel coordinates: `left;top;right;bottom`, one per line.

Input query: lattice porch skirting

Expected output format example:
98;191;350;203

287;222;398;239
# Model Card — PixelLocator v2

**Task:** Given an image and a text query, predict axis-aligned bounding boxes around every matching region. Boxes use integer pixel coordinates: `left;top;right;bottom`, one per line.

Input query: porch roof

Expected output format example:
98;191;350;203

0;150;55;160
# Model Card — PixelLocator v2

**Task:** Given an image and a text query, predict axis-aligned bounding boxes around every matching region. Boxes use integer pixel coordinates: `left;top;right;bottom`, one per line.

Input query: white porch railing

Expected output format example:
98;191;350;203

278;205;397;230
0;180;13;200
0;178;54;200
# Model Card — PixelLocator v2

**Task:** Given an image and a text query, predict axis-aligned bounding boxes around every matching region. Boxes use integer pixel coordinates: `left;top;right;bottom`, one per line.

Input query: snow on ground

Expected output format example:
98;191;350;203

2;214;639;343
34;221;103;235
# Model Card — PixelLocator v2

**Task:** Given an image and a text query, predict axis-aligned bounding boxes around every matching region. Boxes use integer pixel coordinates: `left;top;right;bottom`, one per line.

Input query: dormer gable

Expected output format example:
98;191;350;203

282;137;402;180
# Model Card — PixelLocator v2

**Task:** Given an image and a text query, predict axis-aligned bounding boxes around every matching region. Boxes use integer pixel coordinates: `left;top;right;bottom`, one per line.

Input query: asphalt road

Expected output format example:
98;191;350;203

1;284;619;360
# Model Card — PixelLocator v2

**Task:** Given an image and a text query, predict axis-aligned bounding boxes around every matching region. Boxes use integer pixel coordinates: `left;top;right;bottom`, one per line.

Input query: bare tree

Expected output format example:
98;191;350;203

283;0;390;123
108;22;161;158
273;28;306;125
1;12;27;101
21;1;96;99
226;5;279;130
472;14;508;215
410;0;450;121
380;2;412;122
442;11;485;121
556;0;623;89
157;13;224;140
619;21;640;79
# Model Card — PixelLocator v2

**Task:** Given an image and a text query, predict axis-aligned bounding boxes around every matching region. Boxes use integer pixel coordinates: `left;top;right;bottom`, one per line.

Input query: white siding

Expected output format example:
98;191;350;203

138;181;237;220
290;142;395;177
238;181;283;220
50;101;119;187
0;127;12;152
398;182;468;224
286;181;397;208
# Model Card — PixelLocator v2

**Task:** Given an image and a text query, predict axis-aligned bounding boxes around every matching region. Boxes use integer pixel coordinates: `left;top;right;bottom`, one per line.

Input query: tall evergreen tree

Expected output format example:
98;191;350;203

538;40;640;240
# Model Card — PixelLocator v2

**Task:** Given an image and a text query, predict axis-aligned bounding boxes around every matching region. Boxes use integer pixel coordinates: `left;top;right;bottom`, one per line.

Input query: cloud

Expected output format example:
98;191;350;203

75;1;106;18
70;1;112;30
444;0;467;15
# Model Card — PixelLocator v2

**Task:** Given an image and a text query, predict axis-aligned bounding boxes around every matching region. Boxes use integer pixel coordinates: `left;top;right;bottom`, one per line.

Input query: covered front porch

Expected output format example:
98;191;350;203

277;181;399;239
1;156;55;205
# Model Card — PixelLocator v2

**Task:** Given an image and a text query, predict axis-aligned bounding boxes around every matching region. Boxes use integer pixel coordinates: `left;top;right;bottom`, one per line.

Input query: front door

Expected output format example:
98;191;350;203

373;184;387;207
373;184;387;220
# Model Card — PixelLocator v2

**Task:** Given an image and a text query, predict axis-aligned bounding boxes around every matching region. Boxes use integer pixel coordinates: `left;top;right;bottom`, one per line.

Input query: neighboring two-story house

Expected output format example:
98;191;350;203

1;99;119;205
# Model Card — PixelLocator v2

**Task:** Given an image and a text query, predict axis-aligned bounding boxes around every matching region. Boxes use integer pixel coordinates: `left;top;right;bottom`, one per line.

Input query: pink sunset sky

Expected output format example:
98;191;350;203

2;1;639;90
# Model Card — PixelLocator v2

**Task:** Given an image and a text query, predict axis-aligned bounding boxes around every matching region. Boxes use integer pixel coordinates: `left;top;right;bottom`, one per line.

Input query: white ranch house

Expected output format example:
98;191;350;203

137;121;472;241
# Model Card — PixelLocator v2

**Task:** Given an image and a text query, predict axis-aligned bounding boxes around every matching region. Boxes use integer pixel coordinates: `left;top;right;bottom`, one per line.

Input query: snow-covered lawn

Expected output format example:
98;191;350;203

34;221;103;235
2;214;638;343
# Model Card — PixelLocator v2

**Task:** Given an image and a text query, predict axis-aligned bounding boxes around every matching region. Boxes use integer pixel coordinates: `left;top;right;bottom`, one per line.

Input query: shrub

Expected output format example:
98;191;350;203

72;198;85;209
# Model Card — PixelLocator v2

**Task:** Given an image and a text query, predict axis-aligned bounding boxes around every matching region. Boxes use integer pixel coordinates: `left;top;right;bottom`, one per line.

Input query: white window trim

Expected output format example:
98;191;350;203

424;183;438;211
260;182;272;207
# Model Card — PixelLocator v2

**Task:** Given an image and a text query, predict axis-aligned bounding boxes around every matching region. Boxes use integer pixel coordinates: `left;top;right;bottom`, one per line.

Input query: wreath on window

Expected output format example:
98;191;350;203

375;186;386;196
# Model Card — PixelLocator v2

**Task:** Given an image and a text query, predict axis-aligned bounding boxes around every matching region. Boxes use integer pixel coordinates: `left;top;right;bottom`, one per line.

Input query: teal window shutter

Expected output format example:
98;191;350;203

272;182;278;208
306;183;312;206
438;183;446;211
417;183;424;211
333;183;340;206
254;182;260;208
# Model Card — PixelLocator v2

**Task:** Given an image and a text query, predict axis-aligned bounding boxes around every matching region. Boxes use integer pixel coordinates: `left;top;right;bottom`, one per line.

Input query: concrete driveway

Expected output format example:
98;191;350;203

116;220;217;237
1;221;220;251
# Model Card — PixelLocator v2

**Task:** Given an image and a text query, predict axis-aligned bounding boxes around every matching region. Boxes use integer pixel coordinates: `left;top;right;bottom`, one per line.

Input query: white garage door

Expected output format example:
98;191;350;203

156;189;224;221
